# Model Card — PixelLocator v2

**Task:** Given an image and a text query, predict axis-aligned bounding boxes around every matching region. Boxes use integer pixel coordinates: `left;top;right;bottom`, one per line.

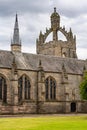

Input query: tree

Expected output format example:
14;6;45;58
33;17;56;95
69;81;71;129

80;71;87;100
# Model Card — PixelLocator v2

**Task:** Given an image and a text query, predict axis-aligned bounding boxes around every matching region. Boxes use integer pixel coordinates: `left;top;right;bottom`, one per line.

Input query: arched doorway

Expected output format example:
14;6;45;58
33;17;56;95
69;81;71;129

71;102;76;112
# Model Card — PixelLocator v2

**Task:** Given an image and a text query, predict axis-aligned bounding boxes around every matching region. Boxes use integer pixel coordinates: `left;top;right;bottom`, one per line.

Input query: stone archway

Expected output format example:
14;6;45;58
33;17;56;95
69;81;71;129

71;102;76;112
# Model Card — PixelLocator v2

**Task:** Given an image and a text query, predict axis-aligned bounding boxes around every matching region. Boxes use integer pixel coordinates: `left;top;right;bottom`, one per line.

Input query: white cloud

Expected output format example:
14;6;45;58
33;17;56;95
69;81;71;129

77;48;87;60
0;0;86;59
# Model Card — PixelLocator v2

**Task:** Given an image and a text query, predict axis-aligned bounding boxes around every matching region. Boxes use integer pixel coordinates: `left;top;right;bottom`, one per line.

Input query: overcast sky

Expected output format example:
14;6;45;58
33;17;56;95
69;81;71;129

0;0;87;59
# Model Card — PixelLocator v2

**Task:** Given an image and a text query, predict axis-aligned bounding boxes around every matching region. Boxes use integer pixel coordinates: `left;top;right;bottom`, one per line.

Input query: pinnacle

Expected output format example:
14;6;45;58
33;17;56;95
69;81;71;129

54;7;56;13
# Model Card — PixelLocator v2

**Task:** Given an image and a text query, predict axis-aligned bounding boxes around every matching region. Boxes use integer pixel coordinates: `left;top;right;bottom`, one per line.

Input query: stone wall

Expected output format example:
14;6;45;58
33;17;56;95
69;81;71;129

0;102;37;114
37;101;65;113
0;66;87;114
79;101;87;113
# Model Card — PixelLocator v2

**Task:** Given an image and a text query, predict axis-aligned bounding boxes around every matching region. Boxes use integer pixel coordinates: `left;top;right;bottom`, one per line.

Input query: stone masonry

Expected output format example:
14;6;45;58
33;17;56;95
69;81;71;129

0;8;87;114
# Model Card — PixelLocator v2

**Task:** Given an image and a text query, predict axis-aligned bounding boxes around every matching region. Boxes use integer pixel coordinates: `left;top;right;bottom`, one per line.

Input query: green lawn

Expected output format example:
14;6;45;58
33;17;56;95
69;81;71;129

0;115;87;130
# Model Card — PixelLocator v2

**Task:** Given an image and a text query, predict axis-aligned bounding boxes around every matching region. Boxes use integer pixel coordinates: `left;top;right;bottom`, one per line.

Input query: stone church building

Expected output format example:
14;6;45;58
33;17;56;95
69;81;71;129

0;8;87;114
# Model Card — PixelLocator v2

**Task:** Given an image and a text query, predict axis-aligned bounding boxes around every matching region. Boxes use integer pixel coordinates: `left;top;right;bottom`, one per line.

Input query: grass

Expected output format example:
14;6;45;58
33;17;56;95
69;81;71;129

0;115;87;130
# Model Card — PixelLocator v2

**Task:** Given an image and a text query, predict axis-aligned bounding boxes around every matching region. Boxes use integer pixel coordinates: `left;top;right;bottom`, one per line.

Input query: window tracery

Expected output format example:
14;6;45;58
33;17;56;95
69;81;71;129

45;77;56;100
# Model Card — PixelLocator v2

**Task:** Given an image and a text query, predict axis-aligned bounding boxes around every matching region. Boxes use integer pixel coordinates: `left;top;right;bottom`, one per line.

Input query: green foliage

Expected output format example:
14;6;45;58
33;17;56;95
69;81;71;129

80;72;87;100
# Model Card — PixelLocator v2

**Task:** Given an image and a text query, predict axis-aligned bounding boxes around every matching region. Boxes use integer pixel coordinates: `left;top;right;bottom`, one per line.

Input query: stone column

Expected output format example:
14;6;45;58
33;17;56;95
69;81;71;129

61;64;69;113
11;73;18;105
11;56;19;106
37;60;45;101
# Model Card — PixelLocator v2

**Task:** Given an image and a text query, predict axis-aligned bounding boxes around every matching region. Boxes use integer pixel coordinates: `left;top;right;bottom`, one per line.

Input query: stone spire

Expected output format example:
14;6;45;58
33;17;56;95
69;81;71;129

13;13;20;44
11;13;21;52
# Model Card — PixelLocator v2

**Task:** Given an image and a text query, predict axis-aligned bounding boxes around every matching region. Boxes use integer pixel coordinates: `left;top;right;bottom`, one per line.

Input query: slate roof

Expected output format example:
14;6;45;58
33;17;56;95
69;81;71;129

0;50;86;75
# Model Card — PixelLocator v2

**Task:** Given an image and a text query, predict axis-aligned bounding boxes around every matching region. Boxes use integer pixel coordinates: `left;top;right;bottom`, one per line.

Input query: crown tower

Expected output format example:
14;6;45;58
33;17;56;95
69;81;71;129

36;8;77;58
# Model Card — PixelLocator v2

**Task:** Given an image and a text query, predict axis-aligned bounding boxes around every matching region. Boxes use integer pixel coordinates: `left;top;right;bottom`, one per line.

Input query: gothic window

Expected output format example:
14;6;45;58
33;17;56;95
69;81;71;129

18;77;22;102
0;76;7;103
18;75;31;102
45;78;49;99
45;77;56;100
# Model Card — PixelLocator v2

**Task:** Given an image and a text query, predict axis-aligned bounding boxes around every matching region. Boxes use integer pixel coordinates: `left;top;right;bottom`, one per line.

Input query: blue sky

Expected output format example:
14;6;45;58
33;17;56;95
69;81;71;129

0;0;87;59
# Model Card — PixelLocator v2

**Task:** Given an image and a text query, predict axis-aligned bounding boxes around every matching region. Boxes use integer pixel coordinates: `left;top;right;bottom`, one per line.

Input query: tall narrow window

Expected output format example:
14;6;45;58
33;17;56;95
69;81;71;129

45;77;56;100
0;76;7;103
18;77;22;102
18;75;31;102
45;78;49;100
25;77;31;100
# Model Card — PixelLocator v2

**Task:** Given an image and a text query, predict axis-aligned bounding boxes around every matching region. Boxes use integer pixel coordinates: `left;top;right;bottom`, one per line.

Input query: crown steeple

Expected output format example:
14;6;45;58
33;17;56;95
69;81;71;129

11;13;21;52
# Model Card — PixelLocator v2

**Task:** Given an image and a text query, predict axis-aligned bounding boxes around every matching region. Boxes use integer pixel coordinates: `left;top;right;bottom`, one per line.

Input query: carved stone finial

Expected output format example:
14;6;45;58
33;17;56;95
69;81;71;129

54;7;56;13
12;56;17;74
38;59;43;71
62;64;68;80
63;26;65;30
40;31;42;35
70;28;72;33
46;27;48;32
74;35;76;41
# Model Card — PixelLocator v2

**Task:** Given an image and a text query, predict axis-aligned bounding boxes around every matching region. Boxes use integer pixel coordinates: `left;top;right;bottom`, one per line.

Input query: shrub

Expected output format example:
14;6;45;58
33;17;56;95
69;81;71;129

80;72;87;100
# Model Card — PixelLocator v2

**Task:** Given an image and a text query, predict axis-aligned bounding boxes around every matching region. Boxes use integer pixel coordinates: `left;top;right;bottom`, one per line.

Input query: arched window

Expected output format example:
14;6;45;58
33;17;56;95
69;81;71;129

0;76;7;103
45;77;56;100
18;75;31;102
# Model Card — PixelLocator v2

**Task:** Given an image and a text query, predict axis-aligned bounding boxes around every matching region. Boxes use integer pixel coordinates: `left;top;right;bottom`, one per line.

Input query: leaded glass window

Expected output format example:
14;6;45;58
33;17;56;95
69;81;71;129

45;77;56;100
18;75;31;102
0;76;7;103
